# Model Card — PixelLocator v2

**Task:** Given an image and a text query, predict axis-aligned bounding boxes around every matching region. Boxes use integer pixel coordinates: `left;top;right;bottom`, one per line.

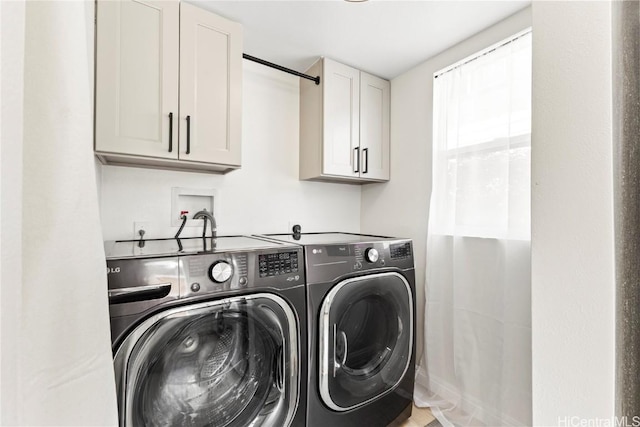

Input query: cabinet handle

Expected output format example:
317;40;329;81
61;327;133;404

354;147;360;173
186;115;191;155
363;148;369;174
168;112;174;153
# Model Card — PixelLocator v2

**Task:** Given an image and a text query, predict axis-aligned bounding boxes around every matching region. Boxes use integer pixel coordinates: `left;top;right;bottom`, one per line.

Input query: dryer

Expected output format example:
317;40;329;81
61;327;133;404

258;233;416;427
105;236;306;427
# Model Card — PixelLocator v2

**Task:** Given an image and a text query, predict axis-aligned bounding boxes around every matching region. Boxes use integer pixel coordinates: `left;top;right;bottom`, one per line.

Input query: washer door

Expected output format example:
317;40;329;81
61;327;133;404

114;293;298;427
319;272;413;411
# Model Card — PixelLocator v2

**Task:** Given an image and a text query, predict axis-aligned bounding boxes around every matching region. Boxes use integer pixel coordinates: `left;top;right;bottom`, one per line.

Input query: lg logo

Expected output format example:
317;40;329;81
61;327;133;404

107;266;121;274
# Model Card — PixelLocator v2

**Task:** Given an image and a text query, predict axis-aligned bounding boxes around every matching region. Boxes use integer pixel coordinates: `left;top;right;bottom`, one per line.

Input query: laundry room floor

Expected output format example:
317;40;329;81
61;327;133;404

398;404;436;427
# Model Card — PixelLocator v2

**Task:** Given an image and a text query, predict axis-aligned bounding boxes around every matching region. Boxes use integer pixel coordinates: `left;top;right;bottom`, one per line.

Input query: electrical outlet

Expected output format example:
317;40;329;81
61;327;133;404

134;221;149;240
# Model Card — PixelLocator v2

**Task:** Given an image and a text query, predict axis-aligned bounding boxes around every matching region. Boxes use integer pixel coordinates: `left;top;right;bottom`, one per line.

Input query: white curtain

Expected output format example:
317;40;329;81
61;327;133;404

415;32;532;426
19;1;118;424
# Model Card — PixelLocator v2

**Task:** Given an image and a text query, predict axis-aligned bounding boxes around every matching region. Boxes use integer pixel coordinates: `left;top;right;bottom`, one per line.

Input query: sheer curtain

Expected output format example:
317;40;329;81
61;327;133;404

19;1;118;424
415;31;532;426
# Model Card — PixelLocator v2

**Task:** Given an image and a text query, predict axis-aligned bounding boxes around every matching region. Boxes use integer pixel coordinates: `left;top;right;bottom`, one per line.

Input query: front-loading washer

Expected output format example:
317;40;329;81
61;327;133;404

257;232;416;427
105;235;306;427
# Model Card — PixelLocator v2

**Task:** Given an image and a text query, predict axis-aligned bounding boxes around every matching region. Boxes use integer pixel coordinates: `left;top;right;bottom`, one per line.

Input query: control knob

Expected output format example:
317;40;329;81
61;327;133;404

209;260;233;283
365;248;379;263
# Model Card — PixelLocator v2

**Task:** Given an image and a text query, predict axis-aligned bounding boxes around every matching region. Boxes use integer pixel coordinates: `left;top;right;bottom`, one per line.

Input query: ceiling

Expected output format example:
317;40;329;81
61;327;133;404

191;0;530;80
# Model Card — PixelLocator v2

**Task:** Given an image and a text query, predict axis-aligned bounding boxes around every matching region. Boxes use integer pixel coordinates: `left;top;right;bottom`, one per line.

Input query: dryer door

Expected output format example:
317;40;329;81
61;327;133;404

113;293;299;427
319;272;413;411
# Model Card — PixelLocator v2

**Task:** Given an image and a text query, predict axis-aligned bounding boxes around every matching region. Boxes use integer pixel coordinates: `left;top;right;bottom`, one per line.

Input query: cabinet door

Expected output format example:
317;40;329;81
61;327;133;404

322;59;360;178
359;72;390;181
179;3;242;166
95;0;179;159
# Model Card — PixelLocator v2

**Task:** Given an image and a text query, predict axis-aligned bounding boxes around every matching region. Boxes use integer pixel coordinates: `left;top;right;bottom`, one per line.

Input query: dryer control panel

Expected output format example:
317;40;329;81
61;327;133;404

390;242;412;260
304;239;414;285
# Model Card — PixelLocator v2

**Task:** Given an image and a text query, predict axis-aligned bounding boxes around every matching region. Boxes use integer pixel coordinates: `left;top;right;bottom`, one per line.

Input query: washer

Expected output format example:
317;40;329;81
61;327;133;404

257;233;416;427
105;236;306;427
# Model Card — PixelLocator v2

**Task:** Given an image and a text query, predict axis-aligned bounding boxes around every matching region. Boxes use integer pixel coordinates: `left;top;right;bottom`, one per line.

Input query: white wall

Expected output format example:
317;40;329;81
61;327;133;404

361;7;531;363
531;1;615;424
99;60;361;241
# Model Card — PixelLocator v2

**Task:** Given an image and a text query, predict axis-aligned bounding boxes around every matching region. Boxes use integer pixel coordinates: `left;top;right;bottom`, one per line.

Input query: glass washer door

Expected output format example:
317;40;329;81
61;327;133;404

319;272;413;411
113;293;298;427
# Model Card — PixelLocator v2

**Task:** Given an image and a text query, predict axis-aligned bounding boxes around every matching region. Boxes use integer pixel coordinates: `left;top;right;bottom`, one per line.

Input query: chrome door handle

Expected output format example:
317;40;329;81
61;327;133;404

339;330;348;365
274;345;285;392
108;283;172;305
333;325;348;377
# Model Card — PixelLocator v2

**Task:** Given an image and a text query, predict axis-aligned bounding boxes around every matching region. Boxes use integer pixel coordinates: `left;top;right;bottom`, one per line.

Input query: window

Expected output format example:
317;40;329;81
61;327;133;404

431;30;532;240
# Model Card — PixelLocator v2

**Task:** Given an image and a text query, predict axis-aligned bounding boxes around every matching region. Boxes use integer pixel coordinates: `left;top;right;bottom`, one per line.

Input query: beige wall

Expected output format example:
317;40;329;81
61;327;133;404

361;7;532;362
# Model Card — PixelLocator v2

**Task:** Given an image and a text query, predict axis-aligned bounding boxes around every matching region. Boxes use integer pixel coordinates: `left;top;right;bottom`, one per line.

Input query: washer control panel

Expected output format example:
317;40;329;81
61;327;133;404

259;251;299;277
181;247;304;298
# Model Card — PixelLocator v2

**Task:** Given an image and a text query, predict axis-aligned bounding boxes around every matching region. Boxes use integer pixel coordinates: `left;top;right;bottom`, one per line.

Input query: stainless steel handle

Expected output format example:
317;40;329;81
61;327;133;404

275;345;285;392
333;324;348;376
354;147;360;173
108;283;172;305
339;330;348;365
363;148;369;174
333;324;338;376
186;115;191;155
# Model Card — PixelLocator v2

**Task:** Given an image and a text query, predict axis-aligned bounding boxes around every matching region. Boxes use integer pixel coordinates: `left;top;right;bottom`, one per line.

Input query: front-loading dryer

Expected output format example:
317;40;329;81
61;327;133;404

105;236;306;427
257;233;416;427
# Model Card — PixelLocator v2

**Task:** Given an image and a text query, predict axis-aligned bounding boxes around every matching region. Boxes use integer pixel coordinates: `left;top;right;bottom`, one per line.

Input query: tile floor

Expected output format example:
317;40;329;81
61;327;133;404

398;404;436;427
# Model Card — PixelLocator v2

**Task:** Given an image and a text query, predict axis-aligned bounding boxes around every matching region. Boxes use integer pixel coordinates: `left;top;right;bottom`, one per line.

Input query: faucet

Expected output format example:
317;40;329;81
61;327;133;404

192;209;217;239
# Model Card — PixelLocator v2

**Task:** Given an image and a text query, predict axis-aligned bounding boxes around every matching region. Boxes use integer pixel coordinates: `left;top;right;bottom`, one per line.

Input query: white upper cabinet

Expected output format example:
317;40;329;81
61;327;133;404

179;3;242;166
300;57;390;183
359;72;390;181
95;0;242;173
322;59;360;178
95;0;179;159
